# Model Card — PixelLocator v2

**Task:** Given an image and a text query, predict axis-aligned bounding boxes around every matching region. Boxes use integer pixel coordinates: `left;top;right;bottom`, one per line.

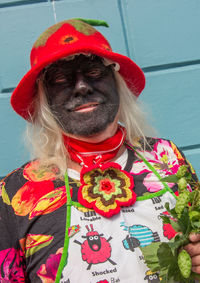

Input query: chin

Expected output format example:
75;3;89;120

58;104;119;137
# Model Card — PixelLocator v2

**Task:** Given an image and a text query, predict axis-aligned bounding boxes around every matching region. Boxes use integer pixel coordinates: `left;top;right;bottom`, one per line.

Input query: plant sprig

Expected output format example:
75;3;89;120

140;165;200;283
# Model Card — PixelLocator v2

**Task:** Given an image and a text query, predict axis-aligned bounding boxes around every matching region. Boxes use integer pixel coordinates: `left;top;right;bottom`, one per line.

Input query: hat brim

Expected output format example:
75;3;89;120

11;44;145;120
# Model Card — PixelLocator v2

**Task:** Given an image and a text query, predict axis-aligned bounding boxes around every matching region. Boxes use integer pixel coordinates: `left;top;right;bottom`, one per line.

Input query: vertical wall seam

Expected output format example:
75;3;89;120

117;0;130;58
51;0;58;23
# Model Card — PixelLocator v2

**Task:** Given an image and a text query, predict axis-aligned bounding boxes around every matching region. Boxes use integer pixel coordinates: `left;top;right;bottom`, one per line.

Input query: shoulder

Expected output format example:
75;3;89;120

1;162;30;199
138;137;186;163
131;136;197;182
1;160;60;199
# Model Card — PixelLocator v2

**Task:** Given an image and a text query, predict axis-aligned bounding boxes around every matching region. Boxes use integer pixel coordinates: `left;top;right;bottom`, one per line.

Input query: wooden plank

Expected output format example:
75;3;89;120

121;0;200;67
0;0;48;8
0;94;28;176
0;3;55;90
140;64;200;147
54;0;128;56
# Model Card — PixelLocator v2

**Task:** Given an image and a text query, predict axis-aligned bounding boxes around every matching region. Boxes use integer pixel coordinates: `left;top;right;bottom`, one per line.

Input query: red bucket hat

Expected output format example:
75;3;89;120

11;18;145;120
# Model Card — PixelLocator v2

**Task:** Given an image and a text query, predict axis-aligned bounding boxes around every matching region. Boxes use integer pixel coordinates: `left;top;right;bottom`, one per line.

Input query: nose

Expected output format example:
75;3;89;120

73;73;93;96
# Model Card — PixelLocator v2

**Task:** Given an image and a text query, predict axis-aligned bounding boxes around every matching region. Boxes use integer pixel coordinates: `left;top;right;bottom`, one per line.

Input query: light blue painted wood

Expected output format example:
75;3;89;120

0;0;128;176
0;0;48;8
0;94;28;176
121;0;200;67
0;0;200;179
183;149;200;177
54;0;128;56
0;3;55;90
140;64;200;148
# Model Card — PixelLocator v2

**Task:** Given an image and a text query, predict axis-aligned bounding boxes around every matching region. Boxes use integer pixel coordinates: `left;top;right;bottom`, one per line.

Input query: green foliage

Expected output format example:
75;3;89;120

140;165;200;282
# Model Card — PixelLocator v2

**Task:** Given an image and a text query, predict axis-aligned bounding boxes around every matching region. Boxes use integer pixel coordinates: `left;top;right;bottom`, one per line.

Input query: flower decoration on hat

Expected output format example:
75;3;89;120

78;162;136;217
60;34;78;45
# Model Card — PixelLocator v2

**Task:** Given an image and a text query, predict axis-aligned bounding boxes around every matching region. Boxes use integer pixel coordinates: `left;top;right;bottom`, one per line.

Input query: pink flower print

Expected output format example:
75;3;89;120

132;139;181;192
37;248;62;283
0;248;26;282
143;172;166;192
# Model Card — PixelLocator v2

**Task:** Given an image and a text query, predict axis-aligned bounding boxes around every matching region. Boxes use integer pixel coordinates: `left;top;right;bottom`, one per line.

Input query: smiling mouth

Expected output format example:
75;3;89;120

73;102;100;113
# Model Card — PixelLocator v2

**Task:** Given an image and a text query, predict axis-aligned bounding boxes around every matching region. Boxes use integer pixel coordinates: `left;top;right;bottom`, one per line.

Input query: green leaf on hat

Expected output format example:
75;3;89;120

75;18;109;27
34;18;108;48
68;19;96;35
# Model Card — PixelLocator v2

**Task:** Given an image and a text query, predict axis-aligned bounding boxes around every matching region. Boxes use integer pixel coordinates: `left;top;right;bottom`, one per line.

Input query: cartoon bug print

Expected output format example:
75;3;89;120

144;270;161;282
120;222;160;252
74;224;116;270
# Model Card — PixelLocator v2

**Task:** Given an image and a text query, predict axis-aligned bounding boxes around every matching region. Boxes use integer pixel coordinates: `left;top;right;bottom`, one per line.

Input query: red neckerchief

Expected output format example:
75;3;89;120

63;125;126;167
63;126;136;218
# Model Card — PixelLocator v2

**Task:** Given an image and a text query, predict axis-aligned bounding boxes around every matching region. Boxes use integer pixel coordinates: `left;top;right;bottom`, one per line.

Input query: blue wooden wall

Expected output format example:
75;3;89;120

1;0;200;176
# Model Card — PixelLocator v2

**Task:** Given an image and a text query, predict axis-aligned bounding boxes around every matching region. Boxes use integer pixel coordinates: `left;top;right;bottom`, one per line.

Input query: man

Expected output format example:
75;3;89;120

0;18;200;282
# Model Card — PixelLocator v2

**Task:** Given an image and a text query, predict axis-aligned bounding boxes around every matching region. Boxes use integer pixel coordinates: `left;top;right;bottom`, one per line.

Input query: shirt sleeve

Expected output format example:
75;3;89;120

0;176;27;281
169;140;198;188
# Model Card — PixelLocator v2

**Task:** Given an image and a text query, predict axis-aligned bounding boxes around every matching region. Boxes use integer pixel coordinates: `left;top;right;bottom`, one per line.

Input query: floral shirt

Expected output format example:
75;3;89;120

0;138;197;282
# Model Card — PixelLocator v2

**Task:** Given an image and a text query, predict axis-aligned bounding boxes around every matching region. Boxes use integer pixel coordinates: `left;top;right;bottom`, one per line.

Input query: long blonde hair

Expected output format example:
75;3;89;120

25;71;153;176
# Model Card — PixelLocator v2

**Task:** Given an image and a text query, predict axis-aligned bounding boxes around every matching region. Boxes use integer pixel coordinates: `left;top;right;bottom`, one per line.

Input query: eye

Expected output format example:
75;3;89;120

89;236;93;240
94;236;98;240
85;68;104;79
54;75;68;84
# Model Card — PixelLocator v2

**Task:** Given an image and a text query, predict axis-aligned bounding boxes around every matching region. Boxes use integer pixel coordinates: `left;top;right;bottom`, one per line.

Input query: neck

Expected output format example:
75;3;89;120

64;124;127;172
68;144;126;173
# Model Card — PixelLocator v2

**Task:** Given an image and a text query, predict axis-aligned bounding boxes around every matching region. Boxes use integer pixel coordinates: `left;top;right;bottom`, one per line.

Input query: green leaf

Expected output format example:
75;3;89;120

178;207;191;235
159;268;169;282
191;221;200;228
75;18;109;27
168;258;181;281
189;191;196;203
168;234;188;254
157;243;174;268
140;242;161;271
161;175;179;183
160;215;171;224
165;203;178;218
169;219;181;232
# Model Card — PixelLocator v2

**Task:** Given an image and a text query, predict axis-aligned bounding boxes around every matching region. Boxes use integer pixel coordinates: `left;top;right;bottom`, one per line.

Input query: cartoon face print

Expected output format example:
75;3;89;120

144;270;161;282
120;222;160;252
74;224;117;270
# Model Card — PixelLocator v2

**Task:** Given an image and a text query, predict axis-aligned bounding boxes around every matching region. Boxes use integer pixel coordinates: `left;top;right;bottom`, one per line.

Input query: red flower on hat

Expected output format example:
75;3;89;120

59;34;78;45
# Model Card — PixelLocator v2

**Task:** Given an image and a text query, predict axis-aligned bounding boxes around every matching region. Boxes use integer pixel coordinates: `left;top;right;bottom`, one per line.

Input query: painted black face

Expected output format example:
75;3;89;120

42;55;120;136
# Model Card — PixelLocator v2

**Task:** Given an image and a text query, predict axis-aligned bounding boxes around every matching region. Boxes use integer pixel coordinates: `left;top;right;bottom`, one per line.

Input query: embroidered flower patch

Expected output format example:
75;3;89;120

78;162;136;217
